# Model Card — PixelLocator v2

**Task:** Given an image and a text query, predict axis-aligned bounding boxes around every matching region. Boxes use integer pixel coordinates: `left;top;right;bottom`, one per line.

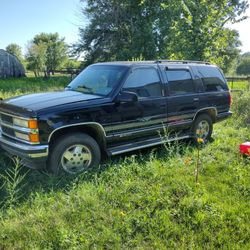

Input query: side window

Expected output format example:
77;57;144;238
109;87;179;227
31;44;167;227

165;70;195;96
197;66;228;92
122;68;162;98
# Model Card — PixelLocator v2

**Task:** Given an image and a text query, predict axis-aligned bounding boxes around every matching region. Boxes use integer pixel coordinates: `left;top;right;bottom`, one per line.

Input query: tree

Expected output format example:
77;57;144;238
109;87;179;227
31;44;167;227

26;33;68;77
236;58;250;75
75;0;248;71
26;42;47;77
6;43;24;63
62;58;81;69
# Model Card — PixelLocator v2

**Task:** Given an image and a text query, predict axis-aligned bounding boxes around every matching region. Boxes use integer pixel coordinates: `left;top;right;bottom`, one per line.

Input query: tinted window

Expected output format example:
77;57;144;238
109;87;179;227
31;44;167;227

165;70;195;96
122;68;162;97
197;66;228;92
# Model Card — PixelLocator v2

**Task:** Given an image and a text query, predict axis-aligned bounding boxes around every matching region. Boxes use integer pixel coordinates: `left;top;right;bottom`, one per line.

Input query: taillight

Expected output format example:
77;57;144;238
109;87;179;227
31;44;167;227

229;93;232;107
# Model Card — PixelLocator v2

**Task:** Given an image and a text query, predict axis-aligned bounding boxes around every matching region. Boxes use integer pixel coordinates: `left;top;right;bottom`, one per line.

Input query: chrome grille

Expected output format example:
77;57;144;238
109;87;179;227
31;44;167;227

0;113;13;124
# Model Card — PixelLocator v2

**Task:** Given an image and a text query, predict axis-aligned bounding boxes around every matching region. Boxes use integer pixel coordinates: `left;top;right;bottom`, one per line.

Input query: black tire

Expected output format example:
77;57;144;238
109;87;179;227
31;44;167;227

47;133;101;175
192;114;213;143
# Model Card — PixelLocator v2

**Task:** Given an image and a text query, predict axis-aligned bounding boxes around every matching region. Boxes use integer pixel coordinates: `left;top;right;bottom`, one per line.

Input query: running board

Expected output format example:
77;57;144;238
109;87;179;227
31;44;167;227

107;135;191;156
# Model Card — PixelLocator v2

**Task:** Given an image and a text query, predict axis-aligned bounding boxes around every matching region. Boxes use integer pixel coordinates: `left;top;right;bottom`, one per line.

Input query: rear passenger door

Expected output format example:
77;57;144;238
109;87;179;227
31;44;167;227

164;67;200;131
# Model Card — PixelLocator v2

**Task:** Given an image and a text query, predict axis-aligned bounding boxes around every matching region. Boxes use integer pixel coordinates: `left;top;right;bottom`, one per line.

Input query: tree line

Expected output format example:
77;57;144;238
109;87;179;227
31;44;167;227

75;0;249;73
5;33;80;77
5;0;250;76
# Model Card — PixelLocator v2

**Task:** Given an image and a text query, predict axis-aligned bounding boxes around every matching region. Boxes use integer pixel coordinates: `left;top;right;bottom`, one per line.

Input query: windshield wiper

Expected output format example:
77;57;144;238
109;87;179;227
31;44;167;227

68;85;94;94
75;85;93;93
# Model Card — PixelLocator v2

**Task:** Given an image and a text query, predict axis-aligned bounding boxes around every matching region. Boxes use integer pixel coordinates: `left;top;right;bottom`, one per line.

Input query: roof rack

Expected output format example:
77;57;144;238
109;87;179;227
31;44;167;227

155;60;210;65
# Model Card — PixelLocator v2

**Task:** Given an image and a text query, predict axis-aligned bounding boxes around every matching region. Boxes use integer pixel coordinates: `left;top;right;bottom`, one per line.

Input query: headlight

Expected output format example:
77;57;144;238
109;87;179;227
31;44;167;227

15;132;40;143
15;131;30;141
13;118;38;129
13;117;39;143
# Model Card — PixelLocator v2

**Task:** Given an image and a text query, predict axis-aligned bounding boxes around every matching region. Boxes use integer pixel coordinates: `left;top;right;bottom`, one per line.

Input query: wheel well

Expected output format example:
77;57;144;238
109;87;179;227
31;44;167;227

49;125;106;151
195;108;216;122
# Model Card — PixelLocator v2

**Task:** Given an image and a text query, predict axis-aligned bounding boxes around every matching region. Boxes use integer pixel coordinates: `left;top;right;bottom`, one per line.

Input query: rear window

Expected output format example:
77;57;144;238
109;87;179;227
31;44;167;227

197;66;228;92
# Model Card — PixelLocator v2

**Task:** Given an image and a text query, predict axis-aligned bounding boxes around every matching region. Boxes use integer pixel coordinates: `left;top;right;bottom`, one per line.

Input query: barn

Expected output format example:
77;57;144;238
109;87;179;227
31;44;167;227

0;49;25;78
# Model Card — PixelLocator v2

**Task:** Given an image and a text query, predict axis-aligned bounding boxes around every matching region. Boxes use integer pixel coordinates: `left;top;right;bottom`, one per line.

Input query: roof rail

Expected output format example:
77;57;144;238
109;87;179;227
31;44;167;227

155;60;210;65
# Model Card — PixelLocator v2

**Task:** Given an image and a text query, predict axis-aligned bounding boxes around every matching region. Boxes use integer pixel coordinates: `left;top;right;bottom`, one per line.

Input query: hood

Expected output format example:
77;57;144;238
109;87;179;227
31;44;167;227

3;90;102;112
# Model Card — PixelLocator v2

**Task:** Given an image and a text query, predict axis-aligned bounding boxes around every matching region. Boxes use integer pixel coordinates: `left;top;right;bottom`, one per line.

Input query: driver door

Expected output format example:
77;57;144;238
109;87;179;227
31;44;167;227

111;66;167;141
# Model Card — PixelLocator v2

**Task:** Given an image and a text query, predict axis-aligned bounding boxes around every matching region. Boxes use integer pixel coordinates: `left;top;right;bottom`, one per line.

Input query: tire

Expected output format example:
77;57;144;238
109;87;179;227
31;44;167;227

192;114;213;142
47;133;101;175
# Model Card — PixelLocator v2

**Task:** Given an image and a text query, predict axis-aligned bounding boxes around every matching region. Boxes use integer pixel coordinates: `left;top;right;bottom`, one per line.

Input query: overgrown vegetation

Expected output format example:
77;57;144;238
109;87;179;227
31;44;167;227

0;76;69;99
0;78;249;249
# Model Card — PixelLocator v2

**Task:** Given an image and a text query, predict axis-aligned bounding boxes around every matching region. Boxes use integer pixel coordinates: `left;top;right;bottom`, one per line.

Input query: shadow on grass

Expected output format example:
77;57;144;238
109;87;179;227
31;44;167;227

0;138;201;209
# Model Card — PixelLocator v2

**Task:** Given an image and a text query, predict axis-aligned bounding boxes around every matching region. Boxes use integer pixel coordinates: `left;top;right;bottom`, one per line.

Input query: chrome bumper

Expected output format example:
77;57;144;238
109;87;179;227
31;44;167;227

0;134;48;159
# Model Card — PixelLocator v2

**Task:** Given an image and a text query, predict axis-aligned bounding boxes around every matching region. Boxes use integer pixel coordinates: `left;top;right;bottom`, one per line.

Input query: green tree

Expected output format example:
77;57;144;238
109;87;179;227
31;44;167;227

5;43;24;63
236;58;250;75
26;42;46;77
62;58;81;69
75;0;248;71
27;33;68;77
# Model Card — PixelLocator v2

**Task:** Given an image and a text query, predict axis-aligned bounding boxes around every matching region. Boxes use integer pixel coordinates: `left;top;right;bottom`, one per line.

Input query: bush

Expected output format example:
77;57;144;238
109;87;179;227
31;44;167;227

231;91;250;127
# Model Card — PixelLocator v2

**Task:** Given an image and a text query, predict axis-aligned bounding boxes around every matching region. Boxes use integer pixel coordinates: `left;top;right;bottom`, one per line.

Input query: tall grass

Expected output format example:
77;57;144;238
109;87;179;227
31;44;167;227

0;78;249;249
0;76;70;99
231;91;250;128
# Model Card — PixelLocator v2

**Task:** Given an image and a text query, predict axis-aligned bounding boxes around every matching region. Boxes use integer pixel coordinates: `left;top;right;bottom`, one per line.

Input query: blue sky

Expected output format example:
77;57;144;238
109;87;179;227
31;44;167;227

0;0;250;54
0;0;81;53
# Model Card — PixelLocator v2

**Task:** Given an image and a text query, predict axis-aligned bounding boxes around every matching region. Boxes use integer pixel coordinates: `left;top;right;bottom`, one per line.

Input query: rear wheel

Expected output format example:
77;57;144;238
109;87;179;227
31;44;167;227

47;133;101;175
192;114;213;142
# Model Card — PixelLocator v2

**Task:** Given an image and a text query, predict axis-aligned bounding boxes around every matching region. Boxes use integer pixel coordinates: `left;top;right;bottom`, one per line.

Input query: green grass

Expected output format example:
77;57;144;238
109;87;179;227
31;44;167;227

0;77;249;249
0;76;70;99
228;80;249;91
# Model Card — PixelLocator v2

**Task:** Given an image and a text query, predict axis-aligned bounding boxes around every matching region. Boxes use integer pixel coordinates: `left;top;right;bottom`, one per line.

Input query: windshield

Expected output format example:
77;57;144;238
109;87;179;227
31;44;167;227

66;65;128;96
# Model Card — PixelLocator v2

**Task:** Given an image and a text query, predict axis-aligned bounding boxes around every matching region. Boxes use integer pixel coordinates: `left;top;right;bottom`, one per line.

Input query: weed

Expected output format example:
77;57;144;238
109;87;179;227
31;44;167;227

0;158;29;208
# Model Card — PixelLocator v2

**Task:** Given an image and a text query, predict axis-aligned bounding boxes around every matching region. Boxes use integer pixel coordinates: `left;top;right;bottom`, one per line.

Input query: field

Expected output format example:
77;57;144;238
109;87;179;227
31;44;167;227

0;77;249;249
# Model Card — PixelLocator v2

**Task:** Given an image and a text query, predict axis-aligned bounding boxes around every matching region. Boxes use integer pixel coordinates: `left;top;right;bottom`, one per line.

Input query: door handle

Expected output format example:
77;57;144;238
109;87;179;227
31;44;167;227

193;98;199;101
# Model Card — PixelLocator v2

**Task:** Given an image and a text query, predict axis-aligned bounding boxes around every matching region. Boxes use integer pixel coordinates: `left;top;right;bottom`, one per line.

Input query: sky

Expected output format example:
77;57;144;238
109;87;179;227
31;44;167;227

229;0;250;54
0;0;81;53
0;0;250;55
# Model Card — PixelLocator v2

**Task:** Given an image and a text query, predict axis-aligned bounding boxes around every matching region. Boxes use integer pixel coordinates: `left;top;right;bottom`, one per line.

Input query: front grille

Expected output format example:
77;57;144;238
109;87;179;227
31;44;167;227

0;113;13;124
0;112;16;141
1;126;15;137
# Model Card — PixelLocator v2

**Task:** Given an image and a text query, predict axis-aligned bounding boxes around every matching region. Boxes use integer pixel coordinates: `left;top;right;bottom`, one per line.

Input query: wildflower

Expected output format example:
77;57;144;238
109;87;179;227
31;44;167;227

197;138;204;144
120;211;126;216
184;157;192;166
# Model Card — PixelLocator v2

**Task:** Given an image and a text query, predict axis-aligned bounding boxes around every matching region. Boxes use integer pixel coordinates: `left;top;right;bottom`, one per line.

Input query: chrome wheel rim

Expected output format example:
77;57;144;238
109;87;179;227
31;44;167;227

61;144;92;174
196;120;210;139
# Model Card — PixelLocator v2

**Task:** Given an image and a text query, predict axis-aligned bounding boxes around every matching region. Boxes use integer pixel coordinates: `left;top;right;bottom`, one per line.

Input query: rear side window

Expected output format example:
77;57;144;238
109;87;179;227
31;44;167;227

122;67;162;98
197;66;228;92
165;70;195;96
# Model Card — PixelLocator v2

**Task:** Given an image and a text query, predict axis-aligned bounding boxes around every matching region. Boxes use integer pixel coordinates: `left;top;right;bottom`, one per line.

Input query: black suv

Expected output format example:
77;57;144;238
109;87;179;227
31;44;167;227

0;60;232;174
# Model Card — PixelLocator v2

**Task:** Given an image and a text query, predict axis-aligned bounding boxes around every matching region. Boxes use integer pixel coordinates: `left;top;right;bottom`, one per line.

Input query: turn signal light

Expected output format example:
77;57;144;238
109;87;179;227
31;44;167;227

29;134;40;143
28;120;38;129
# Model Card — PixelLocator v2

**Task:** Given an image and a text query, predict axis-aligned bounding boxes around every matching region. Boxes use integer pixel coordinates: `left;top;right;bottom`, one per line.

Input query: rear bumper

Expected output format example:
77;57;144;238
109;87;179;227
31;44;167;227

215;111;232;122
0;134;48;169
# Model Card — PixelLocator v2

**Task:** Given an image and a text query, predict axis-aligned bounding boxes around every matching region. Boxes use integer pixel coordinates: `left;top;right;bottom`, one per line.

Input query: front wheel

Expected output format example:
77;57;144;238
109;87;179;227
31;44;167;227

192;114;213;142
47;133;101;175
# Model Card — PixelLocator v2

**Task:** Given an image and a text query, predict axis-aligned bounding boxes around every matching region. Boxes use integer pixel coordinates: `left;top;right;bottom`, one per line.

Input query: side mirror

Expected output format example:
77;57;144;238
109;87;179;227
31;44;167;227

116;91;138;103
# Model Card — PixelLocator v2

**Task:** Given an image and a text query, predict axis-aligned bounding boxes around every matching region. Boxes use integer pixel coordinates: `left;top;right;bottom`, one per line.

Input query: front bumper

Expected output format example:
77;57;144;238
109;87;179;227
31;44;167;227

0;134;48;169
